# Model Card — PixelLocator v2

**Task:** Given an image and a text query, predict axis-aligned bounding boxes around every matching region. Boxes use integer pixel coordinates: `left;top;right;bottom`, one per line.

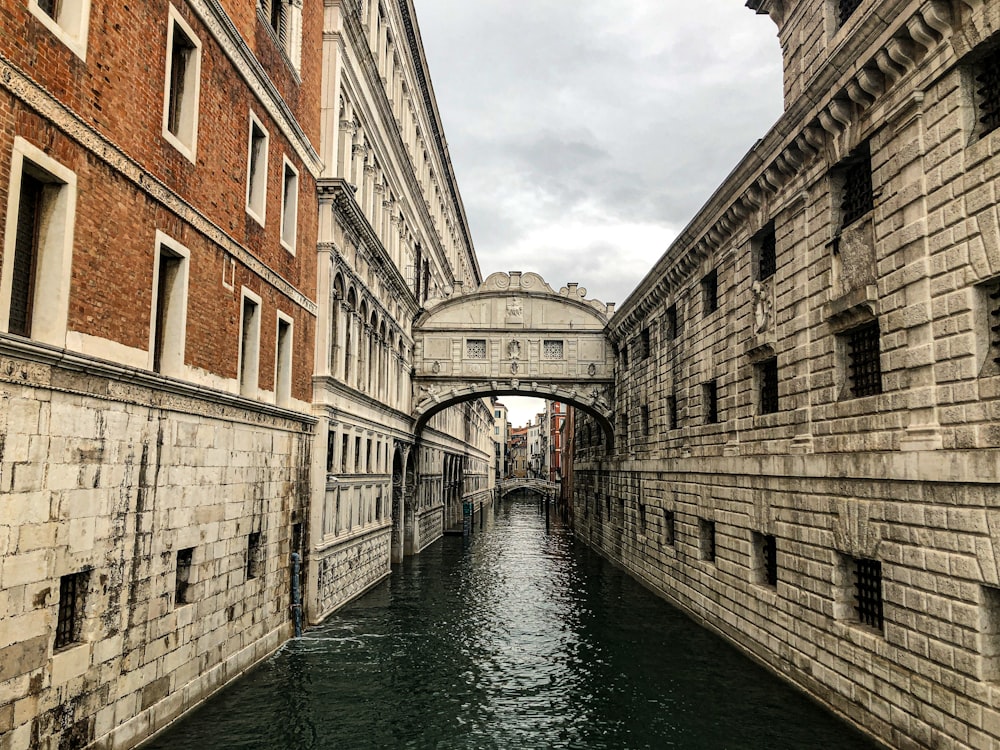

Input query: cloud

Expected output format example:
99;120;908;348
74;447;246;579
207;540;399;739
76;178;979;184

416;0;783;305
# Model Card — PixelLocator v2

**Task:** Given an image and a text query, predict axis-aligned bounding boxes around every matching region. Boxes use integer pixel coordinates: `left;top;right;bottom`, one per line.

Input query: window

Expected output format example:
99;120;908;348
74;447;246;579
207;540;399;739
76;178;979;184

836;144;873;230
979;278;1000;376
1;137;75;347
261;0;302;69
175;547;194;606
757;357;779;415
163;6;202;159
699;518;716;562
837;0;863;26
703;381;719;424
753;532;778;587
246;114;269;224
543;340;564;359
641;405;650;436
702;270;718;314
663;304;678;341
340;433;348;473
972;43;1000;139
666;394;678;430
274;313;292;406
843;555;884;631
638;503;647;534
239;289;262;397
662;510;675;546
28;0;91;60
55;571;89;649
326;429;336;472
634;329;650;361
755;222;776;281
844;321;882;398
246;532;262;580
981;586;1000;681
366;439;373;473
280;158;299;252
354;436;361;473
150;232;190;376
466;339;486;359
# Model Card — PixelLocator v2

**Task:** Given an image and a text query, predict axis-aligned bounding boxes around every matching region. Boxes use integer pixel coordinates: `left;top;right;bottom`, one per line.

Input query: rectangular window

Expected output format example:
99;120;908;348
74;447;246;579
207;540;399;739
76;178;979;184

837;144;873;229
699;518;716;562
163;7;201;159
326;429;335;472
543;340;564;359
635;328;650;361
366;439;373;473
758;357;779;415
837;0;863;26
641;404;650;436
29;0;91;59
663;304;678;341
246;532;262;581
667;394;678;430
55;570;89;649
703;380;719;424
150;232;189;377
981;586;1000;681
973;44;1000;139
755;222;776;281
754;532;778;587
175;547;194;606
239;291;261;397
246;114;269;223
849;556;884;631
280;158;298;252
2;139;76;347
702;270;718;315
340;434;348;473
638;503;646;534
275;314;292;406
662;510;675;546
354;436;362;473
466;339;487;359
845;321;882;398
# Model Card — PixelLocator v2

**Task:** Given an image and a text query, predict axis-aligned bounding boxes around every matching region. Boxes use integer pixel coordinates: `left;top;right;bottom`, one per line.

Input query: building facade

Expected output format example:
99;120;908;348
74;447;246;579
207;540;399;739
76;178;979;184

492;400;508;480
571;1;1000;747
0;0;495;747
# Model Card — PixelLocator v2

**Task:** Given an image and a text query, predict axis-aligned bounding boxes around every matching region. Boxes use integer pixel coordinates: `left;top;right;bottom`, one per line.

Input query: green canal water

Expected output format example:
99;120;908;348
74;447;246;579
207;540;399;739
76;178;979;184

143;498;881;749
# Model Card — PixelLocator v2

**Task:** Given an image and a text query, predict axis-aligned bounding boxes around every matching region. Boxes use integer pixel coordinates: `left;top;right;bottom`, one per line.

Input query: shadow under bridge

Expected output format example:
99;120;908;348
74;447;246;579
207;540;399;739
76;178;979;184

411;271;616;441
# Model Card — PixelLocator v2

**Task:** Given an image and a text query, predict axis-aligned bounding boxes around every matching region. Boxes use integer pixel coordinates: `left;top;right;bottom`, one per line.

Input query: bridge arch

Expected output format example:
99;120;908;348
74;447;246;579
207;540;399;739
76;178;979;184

411;271;616;443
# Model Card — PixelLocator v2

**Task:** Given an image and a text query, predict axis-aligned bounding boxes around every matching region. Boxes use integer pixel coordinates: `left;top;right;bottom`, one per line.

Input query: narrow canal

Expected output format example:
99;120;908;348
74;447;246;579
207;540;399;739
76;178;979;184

144;498;881;749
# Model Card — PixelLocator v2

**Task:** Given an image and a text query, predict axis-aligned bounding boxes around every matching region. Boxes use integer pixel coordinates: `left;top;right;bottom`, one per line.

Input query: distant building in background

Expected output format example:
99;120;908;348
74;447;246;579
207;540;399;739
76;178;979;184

548;401;566;483
508;426;528;478
492;399;508;479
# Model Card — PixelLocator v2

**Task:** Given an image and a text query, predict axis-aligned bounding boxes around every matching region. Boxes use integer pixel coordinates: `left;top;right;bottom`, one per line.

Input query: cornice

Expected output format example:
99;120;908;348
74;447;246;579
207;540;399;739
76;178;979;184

0;54;319;316
612;0;971;336
190;0;322;175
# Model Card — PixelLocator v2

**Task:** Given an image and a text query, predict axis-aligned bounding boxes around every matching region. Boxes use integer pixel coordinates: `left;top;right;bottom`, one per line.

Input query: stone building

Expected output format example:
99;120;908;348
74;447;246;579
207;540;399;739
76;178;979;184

571;0;1000;747
0;0;494;747
307;0;495;622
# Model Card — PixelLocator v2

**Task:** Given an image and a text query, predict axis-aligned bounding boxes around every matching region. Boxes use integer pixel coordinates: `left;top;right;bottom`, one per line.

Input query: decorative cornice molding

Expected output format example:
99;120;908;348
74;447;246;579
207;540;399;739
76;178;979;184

0;54;318;317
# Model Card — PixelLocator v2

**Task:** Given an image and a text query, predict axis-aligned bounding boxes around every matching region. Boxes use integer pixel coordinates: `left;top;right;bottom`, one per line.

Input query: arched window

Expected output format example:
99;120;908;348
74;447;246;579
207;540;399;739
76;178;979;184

369;311;378;395
345;287;357;384
358;300;369;391
331;274;345;373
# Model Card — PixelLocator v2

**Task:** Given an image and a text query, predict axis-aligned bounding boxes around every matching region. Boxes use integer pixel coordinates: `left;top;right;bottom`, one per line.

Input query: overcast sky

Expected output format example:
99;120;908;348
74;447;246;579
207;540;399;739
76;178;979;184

413;0;784;427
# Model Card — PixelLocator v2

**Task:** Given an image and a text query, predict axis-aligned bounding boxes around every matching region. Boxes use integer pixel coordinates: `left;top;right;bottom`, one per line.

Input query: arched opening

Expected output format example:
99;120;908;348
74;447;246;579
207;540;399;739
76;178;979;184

345;287;357;384
358;300;369;392
368;310;378;395
391;446;404;564
331;274;345;374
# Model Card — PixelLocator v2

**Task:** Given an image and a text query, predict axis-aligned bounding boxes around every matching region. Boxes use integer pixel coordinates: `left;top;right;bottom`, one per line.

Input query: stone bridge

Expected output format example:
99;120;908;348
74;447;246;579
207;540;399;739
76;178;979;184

498;478;560;499
411;272;616;441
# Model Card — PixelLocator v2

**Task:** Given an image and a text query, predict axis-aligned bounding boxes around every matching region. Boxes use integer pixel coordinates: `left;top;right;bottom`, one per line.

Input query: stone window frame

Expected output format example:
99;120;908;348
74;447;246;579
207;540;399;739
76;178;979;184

149;230;191;378
238;287;263;398
174;547;195;607
751;531;778;588
274;310;294;406
162;4;202;162
28;0;91;60
703;379;720;424
701;269;719;315
245;531;263;581
542;339;564;360
755;355;779;415
662;509;676;547
840;320;883;399
280;156;299;254
698;518;717;563
834;552;885;633
753;221;777;282
961;36;1000;142
831;142;874;235
1;137;76;348
245;110;270;226
54;570;90;650
465;338;487;359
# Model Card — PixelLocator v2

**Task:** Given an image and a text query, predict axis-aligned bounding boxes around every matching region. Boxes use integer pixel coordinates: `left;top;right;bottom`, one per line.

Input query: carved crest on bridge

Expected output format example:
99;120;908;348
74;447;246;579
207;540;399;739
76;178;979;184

412;272;617;438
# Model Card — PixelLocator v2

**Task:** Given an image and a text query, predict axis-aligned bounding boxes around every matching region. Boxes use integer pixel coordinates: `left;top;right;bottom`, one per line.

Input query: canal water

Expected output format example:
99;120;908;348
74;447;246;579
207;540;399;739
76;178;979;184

144;498;881;750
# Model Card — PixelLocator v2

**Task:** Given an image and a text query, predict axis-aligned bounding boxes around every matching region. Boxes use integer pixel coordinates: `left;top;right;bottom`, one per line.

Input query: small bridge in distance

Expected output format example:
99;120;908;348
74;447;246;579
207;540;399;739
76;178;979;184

499;478;560;500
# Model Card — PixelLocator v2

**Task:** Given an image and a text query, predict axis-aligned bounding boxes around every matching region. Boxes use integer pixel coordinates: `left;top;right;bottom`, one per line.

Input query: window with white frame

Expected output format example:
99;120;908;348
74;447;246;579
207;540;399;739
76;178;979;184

239;289;262;397
1;137;75;347
260;0;302;70
29;0;91;59
274;312;292;406
162;5;202;160
246;113;269;224
280;158;298;253
150;231;190;377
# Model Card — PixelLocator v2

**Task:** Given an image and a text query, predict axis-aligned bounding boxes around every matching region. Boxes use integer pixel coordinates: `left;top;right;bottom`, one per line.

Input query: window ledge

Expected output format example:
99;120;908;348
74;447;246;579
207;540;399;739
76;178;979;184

823;284;878;333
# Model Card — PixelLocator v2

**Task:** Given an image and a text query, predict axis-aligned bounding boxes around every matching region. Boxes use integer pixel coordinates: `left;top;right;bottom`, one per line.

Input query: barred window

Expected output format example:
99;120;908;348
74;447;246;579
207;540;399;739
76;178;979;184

663;304;678;341
667;394;678;430
758;357;779;415
466;339;487;359
754;532;778;587
973;43;1000;137
851;557;884;631
662;510;675;546
638;503;647;534
985;279;1000;369
703;380;719;424
641;404;650;436
838;145;873;229
845;321;882;398
246;532;262;581
837;0;863;26
637;328;651;361
756;222;776;281
55;571;89;649
702;270;719;315
175;547;194;606
543;340;564;359
699;518;716;562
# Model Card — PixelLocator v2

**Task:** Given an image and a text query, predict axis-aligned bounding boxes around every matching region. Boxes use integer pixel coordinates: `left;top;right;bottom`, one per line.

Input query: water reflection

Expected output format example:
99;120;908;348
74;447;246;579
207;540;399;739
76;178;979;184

143;499;880;750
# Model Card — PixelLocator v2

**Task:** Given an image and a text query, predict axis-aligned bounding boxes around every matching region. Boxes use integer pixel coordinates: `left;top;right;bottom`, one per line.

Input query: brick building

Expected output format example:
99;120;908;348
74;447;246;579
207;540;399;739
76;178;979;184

571;0;1000;747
